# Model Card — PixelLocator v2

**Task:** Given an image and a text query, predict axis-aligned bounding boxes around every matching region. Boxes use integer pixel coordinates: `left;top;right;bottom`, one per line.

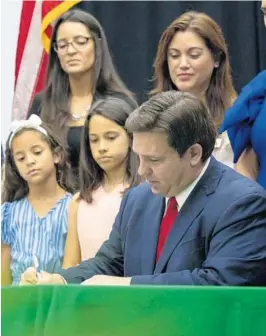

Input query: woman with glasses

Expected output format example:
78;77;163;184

27;9;137;188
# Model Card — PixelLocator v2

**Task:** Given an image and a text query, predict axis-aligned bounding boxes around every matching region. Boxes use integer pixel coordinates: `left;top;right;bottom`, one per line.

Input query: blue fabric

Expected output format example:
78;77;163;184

219;71;266;189
1;193;72;285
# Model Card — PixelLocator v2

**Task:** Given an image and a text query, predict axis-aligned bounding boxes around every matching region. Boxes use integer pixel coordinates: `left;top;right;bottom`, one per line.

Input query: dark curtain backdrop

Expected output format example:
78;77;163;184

76;1;266;103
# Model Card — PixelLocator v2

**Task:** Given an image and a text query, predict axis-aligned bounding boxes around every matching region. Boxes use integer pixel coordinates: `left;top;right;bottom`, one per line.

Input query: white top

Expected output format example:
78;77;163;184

213;132;234;168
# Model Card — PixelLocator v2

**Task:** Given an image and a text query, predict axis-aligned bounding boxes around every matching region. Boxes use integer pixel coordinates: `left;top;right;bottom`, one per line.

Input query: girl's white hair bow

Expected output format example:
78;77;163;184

9;114;48;148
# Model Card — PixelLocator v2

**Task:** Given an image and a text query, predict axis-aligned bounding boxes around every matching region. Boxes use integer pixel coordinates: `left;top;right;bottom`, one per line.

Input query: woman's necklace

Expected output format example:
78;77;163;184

71;105;91;121
70;113;87;121
70;94;92;121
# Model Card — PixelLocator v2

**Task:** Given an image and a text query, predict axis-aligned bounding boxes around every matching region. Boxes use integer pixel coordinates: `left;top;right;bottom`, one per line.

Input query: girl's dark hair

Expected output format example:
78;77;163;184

2;124;75;203
79;97;141;203
39;9;136;136
151;11;237;129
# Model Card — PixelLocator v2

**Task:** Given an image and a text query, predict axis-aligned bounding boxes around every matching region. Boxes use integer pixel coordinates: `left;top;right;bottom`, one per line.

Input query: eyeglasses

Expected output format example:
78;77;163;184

53;36;92;54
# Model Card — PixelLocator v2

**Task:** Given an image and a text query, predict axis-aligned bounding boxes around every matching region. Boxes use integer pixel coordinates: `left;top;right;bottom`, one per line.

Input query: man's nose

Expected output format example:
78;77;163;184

138;159;151;177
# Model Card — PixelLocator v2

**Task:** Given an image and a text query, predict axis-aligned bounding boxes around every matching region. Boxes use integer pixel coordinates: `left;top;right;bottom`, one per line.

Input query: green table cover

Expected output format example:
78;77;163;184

2;285;266;336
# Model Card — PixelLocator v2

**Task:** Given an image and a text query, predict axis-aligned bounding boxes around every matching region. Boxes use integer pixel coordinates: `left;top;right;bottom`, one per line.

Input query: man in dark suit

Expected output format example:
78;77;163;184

21;91;266;286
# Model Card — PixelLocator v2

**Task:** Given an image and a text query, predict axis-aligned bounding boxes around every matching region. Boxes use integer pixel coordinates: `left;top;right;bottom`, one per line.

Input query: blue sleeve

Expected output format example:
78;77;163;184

1;202;11;245
219;71;266;163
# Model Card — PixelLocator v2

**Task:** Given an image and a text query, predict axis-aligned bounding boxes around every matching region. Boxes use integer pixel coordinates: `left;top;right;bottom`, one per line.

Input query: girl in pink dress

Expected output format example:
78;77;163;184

63;97;141;267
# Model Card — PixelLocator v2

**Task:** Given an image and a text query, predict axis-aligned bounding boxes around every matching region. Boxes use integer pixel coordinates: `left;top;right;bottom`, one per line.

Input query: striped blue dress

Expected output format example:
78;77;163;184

1;193;72;285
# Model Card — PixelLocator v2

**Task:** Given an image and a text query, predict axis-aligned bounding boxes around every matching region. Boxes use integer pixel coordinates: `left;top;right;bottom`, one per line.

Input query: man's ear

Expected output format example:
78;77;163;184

188;144;203;167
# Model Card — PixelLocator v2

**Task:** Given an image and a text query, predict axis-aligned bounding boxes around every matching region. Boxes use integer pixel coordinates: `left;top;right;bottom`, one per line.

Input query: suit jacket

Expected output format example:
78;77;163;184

59;158;266;286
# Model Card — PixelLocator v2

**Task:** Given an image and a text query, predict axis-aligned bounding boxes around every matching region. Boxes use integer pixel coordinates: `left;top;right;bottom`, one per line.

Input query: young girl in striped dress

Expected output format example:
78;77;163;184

1;115;74;285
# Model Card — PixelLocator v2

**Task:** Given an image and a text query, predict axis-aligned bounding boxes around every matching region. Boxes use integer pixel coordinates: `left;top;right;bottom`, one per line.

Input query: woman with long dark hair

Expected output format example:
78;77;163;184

28;9;137;187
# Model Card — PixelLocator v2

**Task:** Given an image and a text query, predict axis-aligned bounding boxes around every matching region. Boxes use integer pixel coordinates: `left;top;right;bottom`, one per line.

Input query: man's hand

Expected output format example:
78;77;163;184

81;275;131;286
20;267;66;285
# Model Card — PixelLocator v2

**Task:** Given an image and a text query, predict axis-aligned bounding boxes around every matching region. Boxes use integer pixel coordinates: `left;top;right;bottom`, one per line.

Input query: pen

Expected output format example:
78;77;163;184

33;255;41;280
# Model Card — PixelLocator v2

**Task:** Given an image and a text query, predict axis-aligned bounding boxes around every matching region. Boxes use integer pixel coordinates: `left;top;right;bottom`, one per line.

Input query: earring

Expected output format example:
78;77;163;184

214;62;219;68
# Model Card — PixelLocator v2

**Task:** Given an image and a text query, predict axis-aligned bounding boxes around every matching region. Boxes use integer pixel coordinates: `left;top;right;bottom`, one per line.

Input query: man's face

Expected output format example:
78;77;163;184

132;131;203;197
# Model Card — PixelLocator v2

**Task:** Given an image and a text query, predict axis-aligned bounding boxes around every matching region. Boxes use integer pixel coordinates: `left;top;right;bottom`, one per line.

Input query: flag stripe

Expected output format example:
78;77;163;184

12;1;44;120
15;1;36;87
41;0;81;53
32;51;49;98
42;0;62;18
12;0;80;121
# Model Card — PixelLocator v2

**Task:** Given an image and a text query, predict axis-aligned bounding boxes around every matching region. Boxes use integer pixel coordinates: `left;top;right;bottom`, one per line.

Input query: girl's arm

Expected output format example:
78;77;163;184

62;194;81;269
1;242;12;285
235;147;259;181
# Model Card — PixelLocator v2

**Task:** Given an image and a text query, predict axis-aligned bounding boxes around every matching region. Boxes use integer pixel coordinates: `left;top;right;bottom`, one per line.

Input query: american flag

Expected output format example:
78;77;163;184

12;0;80;121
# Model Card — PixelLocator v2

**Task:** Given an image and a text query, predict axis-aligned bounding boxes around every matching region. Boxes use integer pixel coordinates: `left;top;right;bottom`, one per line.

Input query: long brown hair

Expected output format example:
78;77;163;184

2;124;74;203
79;97;141;203
151;11;237;128
38;9;136;135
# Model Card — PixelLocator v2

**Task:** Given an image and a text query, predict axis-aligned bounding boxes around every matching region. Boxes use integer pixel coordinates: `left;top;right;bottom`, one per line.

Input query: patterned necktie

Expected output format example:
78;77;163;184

156;197;178;262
